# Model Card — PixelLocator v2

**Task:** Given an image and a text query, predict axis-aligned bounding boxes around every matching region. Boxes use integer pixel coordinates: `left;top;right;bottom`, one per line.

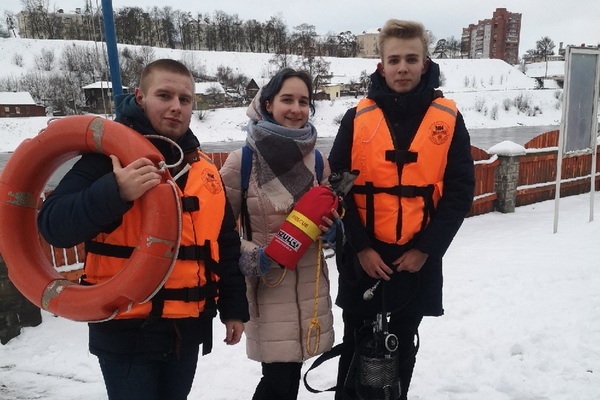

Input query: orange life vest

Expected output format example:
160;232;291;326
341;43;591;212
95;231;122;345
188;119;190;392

84;150;225;319
351;97;457;245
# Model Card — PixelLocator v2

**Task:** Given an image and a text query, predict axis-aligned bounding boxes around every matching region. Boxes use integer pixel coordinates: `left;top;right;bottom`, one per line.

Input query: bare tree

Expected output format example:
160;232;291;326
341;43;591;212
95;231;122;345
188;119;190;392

337;31;358;57
115;7;145;45
291;23;317;56
243;19;262;53
4;12;17;37
120;46;156;87
536;36;555;77
264;15;287;54
432;39;448;59
446;36;461;58
34;48;55;71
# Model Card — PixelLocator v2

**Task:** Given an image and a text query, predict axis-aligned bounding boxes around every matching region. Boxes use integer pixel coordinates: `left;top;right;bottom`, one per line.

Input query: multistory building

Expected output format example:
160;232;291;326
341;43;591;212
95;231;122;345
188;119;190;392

461;8;521;65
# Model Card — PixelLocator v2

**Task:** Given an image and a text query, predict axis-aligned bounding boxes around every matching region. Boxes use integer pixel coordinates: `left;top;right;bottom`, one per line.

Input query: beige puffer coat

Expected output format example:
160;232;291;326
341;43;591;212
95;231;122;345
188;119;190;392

220;148;335;363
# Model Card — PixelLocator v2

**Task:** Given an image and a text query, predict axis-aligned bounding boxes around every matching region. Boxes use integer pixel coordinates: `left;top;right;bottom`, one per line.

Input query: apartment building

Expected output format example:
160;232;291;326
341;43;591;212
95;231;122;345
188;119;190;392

461;8;521;65
356;28;380;59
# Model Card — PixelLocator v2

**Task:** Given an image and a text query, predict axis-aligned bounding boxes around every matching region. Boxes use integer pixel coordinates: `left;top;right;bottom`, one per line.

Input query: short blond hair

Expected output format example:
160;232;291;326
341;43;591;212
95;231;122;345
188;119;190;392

378;19;429;60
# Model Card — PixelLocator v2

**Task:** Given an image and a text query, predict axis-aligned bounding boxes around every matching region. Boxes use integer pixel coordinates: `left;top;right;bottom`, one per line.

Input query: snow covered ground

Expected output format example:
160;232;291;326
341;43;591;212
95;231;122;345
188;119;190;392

1;192;599;399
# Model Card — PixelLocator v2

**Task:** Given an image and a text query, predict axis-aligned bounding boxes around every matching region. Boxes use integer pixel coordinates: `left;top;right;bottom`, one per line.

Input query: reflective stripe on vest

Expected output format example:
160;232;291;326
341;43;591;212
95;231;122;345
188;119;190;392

351;97;457;244
85;150;226;319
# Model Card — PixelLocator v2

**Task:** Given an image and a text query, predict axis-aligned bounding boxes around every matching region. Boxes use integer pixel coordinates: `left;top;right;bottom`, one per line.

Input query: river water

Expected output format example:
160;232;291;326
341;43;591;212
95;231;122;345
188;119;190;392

0;124;559;189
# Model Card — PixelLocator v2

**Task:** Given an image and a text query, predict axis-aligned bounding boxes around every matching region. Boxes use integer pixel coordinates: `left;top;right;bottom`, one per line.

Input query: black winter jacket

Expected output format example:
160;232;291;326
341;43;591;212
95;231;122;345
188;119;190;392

328;61;475;317
37;95;249;359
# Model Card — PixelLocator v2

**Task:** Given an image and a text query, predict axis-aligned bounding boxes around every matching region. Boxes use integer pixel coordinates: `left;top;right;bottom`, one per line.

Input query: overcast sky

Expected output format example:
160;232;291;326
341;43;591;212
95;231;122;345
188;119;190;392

2;0;599;57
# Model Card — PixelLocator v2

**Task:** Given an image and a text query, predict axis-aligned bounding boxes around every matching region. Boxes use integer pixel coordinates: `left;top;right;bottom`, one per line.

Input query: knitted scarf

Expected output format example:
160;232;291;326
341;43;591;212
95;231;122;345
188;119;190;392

245;94;318;211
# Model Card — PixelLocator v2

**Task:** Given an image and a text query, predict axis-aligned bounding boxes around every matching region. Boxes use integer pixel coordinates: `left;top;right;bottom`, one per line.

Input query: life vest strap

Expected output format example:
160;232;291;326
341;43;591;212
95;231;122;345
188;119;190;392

152;284;218;303
384;149;418;165
352;183;432;198
178;244;212;261
87;241;214;262
86;241;133;258
181;196;200;212
353;183;436;241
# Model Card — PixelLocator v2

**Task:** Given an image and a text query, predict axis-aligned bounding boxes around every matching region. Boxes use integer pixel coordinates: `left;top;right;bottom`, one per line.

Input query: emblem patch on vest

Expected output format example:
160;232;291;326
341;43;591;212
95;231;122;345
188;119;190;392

429;121;450;145
201;168;223;194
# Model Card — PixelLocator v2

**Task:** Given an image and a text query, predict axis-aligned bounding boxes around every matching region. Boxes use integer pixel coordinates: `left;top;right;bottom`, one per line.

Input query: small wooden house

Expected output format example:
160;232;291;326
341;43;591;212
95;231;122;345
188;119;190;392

0;92;46;117
245;78;270;101
195;82;226;109
82;82;129;114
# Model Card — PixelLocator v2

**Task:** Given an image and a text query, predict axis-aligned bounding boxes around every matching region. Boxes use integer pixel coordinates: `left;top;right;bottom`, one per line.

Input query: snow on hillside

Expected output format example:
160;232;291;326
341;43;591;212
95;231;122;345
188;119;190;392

0;38;564;152
523;60;565;78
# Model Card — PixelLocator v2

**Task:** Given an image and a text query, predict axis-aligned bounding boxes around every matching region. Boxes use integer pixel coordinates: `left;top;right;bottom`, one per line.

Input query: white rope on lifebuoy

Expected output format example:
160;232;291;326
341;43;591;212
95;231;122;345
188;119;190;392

0;115;182;322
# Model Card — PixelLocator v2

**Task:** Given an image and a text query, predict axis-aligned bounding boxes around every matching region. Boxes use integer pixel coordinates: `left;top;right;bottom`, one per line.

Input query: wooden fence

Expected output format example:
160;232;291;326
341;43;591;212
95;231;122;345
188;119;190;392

38;130;600;273
469;146;499;217
518;130;600;206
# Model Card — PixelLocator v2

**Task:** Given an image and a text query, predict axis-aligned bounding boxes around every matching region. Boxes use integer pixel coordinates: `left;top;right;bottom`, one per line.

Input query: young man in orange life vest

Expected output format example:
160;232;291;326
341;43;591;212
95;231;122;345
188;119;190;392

38;59;249;400
328;20;475;399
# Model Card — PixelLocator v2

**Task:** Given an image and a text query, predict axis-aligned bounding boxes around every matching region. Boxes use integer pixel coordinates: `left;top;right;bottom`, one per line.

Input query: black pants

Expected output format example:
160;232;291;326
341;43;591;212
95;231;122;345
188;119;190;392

252;361;303;400
97;343;199;400
335;310;422;400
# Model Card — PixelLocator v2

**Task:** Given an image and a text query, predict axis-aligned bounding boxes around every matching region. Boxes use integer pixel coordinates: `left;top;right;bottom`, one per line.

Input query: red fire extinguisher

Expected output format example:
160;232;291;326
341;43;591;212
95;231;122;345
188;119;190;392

264;185;338;270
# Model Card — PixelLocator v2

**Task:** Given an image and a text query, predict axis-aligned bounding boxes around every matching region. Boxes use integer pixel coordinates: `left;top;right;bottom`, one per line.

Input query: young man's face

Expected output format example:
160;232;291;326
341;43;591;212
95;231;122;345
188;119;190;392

378;36;428;94
135;70;194;140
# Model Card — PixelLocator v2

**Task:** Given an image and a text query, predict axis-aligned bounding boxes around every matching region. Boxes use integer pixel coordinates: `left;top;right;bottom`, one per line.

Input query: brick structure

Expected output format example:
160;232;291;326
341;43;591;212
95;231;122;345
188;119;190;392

493;155;521;213
0;255;42;345
461;8;521;65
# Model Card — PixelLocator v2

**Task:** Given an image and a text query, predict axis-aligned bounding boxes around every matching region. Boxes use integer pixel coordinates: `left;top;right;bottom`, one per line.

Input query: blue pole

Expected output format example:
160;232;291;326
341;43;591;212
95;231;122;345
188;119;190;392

101;0;122;116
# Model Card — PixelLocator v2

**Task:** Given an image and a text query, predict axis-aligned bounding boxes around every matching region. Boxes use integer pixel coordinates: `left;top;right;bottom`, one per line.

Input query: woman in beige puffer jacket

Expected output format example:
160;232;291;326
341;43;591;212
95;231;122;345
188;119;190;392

220;68;335;400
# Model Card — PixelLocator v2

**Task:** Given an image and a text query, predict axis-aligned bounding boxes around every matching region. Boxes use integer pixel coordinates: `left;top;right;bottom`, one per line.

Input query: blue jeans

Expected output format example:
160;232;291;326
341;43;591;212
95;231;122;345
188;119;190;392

98;343;200;400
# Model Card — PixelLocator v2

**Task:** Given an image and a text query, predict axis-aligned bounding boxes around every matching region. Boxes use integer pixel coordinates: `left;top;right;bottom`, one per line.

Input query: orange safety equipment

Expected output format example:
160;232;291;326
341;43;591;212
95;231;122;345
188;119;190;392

351;97;457;245
84;149;225;319
264;185;338;270
0;115;181;322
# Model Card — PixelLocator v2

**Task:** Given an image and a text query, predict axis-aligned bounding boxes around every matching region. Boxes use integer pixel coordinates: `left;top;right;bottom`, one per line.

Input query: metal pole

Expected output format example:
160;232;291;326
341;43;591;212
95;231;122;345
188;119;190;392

101;0;122;116
588;51;600;222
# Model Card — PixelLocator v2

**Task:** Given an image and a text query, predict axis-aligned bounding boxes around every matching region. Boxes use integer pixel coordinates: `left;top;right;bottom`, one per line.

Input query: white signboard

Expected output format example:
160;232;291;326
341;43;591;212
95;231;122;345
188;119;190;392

554;47;600;232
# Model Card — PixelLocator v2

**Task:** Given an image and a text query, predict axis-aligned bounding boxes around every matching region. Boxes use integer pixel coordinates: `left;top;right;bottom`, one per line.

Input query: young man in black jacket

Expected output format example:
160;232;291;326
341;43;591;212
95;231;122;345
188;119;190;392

328;20;475;400
38;59;249;400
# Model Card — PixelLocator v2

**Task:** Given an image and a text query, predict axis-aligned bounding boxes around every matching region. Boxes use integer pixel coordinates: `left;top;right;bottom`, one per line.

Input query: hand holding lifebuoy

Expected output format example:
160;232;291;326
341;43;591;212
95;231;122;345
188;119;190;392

0;115;182;322
110;155;162;202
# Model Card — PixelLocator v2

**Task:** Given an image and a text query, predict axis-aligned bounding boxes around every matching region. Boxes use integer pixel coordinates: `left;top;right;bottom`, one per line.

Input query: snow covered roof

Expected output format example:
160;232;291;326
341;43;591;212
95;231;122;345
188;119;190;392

0;92;36;105
81;81;129;90
358;28;380;35
327;75;351;85
250;78;271;88
195;82;225;95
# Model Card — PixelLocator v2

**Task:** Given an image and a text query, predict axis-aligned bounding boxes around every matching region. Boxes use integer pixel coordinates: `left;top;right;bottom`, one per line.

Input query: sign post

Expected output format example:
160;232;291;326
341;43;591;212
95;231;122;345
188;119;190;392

554;46;600;233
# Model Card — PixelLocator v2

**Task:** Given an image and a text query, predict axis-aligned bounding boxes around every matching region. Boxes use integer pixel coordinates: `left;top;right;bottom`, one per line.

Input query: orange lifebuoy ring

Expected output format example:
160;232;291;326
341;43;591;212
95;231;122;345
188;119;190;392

0;115;181;322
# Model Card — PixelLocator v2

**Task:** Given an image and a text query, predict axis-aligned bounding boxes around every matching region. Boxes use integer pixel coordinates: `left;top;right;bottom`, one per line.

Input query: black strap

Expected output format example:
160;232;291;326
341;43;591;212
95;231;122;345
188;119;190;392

86;241;133;258
385;149;418;165
86;241;216;263
240;146;253;241
352;183;432;198
151;285;218;303
178;244;211;261
353;183;435;242
181;196;200;212
303;343;346;393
